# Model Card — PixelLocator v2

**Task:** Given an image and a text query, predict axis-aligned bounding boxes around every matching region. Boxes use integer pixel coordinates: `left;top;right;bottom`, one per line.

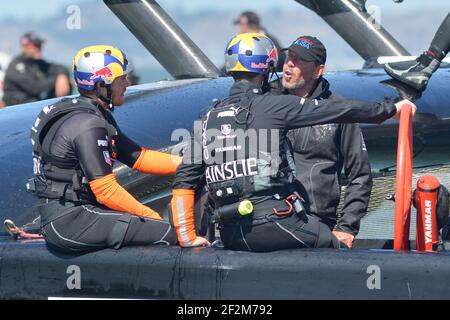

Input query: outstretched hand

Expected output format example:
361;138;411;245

181;236;211;248
394;99;417;119
332;230;355;248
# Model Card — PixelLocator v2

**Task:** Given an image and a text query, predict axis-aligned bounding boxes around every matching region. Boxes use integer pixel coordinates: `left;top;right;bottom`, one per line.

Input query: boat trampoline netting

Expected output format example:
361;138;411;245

347;164;450;239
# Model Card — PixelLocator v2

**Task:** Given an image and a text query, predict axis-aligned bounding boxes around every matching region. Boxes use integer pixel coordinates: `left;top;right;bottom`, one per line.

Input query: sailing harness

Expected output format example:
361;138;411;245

202;89;304;224
27;97;118;206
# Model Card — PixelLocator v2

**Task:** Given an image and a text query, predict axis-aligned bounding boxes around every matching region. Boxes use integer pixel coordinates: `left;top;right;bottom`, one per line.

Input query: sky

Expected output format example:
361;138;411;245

0;0;448;82
0;0;442;21
0;0;84;21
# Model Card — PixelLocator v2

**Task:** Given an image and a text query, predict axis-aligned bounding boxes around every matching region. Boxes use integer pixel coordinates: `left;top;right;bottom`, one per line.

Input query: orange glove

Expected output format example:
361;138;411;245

133;148;182;175
89;173;161;220
171;189;197;246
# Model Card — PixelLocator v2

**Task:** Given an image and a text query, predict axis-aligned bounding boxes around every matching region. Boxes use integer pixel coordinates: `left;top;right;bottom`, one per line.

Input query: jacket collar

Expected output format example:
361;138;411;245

308;77;332;100
77;95;113;118
78;95;98;106
229;80;263;98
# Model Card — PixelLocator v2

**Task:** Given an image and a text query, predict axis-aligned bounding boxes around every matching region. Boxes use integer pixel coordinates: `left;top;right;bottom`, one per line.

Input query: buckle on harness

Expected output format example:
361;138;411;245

272;192;307;221
272;198;294;216
26;178;36;193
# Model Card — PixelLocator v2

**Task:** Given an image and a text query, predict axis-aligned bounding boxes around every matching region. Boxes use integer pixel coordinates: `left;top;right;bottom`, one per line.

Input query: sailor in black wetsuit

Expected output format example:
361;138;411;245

170;33;416;251
28;45;179;253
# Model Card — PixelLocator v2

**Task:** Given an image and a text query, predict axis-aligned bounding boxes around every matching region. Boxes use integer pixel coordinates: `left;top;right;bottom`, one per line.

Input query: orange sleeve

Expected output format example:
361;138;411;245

132;148;182;175
89;173;161;220
171;189;196;246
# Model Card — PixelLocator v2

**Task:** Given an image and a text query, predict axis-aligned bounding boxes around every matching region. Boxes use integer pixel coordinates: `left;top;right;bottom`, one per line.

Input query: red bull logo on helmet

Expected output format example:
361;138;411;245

267;47;277;63
90;66;113;80
248;47;277;70
76;78;94;86
251;62;268;69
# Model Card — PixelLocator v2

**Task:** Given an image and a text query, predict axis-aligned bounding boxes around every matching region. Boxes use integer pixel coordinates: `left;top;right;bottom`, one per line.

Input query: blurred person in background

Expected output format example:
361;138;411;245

0;51;11;108
233;11;286;72
3;32;71;106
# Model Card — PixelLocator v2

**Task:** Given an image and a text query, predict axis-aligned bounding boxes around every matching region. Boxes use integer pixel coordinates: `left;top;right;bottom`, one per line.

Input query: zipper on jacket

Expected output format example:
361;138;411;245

300;127;311;151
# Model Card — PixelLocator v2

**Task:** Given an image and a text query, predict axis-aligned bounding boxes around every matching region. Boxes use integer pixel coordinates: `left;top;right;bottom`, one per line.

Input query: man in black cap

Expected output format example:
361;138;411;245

273;36;373;248
3;32;71;106
233;11;286;72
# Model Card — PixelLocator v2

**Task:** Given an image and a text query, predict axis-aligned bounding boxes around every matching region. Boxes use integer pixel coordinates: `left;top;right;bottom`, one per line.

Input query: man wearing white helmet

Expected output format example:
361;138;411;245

28;45;179;253
170;33;416;251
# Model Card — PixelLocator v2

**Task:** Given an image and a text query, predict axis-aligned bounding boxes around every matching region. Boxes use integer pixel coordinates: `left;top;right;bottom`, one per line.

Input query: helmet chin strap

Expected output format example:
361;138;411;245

261;63;276;93
95;83;114;111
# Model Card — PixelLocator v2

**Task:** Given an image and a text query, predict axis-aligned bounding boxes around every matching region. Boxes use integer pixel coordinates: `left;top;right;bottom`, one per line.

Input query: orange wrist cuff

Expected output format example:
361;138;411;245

132;148;182;175
89;173;161;220
171;189;196;246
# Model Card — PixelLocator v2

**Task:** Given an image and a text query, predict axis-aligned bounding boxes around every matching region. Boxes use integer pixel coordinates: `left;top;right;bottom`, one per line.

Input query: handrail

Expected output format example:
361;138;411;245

393;103;413;251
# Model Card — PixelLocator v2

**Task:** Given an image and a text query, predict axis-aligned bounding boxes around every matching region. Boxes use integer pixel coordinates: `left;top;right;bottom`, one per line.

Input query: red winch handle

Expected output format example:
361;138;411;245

393;103;413;251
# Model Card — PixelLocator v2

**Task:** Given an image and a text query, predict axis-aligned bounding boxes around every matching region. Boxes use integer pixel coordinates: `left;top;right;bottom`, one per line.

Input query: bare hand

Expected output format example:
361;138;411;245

55;74;71;97
332;230;355;248
394;99;417;119
181;236;211;248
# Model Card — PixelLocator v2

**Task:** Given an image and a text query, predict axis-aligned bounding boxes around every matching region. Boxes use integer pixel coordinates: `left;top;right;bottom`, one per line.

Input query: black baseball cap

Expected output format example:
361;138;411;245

233;11;260;26
21;32;45;47
282;36;327;64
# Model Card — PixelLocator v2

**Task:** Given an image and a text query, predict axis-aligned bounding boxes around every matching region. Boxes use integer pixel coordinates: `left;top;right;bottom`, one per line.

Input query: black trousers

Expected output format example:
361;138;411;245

218;199;340;252
430;13;450;60
39;201;177;253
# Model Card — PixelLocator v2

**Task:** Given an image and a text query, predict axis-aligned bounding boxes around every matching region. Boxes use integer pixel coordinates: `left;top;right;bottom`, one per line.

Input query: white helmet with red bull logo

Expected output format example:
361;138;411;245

225;33;278;75
72;45;132;91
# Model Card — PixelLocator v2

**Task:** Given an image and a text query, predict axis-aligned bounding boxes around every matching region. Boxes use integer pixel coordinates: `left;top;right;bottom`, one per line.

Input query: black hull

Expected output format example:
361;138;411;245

1;239;449;299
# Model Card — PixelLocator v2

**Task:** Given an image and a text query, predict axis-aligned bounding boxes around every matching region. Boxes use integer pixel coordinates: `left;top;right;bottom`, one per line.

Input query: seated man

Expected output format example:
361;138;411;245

272;36;371;248
170;33;415;252
29;45;179;253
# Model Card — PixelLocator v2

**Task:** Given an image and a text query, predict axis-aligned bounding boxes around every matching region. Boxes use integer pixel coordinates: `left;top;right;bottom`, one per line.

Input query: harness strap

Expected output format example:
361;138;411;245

40;111;87;166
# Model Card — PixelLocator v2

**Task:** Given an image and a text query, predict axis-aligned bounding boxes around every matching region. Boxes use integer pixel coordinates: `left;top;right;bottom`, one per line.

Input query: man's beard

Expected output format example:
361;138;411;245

282;76;306;91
